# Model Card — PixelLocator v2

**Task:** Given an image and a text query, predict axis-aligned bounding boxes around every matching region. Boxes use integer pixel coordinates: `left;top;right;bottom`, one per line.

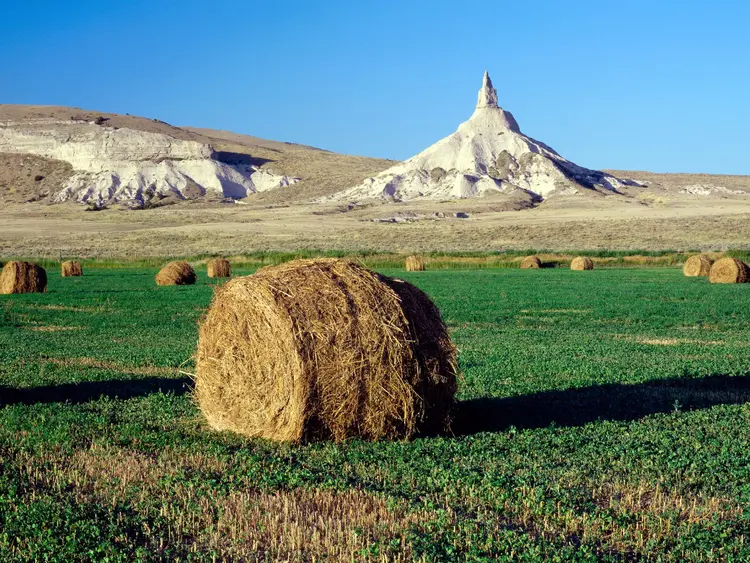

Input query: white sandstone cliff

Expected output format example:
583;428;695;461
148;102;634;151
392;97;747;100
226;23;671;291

0;119;298;206
326;72;636;202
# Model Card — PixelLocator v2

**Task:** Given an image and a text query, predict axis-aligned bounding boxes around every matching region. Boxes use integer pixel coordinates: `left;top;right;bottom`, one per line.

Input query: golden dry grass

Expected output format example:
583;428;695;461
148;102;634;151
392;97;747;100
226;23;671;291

195;258;457;442
9;445;430;562
405;255;425;271
447;479;743;559
3;200;750;257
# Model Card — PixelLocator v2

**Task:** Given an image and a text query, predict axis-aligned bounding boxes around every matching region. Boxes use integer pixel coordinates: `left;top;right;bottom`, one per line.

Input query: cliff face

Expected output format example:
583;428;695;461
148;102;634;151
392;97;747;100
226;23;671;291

0;118;298;206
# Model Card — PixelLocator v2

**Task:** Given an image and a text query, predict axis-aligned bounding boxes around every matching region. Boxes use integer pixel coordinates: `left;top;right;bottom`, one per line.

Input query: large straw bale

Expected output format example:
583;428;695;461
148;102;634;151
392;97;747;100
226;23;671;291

207;258;231;278
195;258;458;443
155;261;196;286
405;255;426;272
520;256;542;269
682;254;713;277
61;261;83;277
570;256;594;271
0;261;47;294
709;257;750;284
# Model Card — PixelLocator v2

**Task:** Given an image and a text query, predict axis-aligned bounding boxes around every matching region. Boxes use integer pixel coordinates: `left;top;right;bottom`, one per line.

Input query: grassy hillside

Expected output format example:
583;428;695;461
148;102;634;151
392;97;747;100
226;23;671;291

2;267;750;560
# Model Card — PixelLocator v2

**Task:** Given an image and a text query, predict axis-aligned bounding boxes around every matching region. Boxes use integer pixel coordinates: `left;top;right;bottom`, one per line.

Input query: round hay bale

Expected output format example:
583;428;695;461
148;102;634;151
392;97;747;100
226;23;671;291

0;261;47;294
709;257;750;284
682;254;714;277
520;256;542;269
570;256;594;271
207;258;231;278
195;258;458;443
155;261;196;286
61;260;83;277
405;255;425;272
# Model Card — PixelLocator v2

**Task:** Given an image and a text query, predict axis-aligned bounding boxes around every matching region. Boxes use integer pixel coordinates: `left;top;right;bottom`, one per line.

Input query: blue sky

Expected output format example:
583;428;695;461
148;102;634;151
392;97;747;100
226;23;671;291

1;0;748;174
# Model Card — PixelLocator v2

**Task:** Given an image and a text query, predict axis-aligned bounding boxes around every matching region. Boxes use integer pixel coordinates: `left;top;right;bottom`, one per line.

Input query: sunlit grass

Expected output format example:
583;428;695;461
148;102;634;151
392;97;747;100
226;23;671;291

1;268;750;560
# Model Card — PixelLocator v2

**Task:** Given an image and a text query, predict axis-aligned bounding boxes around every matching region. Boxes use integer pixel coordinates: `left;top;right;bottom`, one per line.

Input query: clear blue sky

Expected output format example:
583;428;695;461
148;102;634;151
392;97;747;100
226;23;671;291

1;0;749;174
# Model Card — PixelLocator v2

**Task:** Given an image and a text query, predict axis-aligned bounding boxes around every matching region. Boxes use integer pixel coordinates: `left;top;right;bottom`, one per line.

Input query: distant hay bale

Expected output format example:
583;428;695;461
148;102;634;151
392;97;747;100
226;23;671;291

195;258;458;443
61;261;83;277
0;261;47;294
207;258;231;278
155;261;196;286
405;255;426;272
682;254;714;277
709;257;750;284
570;256;594;271
520;256;542;269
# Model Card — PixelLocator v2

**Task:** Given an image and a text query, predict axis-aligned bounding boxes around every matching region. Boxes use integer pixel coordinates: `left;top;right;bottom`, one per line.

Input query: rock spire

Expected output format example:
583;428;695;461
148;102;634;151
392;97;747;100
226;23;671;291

476;70;498;109
323;71;638;203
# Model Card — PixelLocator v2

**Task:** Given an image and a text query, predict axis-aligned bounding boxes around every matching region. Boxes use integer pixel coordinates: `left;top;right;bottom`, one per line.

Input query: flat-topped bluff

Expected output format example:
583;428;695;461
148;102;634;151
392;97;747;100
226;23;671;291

0;108;299;207
324;72;640;203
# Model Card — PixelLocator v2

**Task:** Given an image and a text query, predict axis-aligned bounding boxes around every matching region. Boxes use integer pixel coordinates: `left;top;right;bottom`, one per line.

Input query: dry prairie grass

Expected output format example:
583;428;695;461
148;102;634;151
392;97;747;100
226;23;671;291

9;445;430;561
3;196;750;257
9;439;741;561
446;479;743;559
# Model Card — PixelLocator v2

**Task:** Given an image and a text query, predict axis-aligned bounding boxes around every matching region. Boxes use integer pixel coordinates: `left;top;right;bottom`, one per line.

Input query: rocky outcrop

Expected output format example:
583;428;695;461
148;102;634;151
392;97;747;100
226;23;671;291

0;119;299;206
325;72;637;202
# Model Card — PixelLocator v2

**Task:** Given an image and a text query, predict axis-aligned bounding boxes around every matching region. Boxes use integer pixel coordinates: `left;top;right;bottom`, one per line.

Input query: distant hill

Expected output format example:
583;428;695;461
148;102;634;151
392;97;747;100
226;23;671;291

1;104;749;211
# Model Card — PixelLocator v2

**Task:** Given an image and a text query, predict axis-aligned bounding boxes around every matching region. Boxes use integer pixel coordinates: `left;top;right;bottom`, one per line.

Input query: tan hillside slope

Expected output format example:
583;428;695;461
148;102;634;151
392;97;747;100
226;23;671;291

0;105;392;206
183;126;395;203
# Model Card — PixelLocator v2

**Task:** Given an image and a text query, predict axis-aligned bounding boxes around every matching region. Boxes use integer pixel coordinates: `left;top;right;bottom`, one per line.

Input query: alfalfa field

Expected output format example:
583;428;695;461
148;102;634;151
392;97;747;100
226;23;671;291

1;266;750;561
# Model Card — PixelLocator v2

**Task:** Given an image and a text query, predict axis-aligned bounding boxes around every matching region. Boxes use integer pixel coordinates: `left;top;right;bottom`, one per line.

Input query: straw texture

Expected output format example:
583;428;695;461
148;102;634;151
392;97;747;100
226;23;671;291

155;261;196;286
683;255;713;277
0;261;47;294
61;261;83;277
207;258;231;279
195;258;458;443
570;257;594;271
405;255;426;272
520;256;542;269
709;258;750;284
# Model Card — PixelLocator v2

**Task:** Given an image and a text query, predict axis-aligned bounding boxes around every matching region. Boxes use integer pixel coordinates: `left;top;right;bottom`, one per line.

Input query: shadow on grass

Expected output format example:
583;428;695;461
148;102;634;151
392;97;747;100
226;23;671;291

0;377;192;406
454;374;750;435
4;374;750;438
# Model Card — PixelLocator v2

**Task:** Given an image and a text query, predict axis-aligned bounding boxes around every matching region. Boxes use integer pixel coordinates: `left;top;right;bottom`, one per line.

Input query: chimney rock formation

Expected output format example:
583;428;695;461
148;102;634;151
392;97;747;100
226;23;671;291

325;72;636;202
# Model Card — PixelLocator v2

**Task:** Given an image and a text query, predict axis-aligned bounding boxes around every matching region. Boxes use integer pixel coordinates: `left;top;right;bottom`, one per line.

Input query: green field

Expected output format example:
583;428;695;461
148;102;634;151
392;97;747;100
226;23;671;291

1;267;750;561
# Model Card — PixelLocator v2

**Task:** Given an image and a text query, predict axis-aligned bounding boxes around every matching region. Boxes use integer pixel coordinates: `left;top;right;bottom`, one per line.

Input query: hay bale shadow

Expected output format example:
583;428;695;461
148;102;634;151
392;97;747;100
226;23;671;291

454;373;750;435
0;377;192;406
